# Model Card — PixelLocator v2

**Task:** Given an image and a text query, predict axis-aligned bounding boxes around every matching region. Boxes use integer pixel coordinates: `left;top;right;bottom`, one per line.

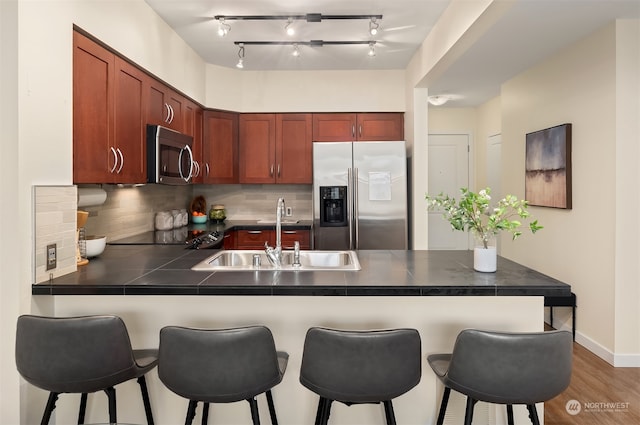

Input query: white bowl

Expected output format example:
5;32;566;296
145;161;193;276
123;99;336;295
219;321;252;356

85;235;106;258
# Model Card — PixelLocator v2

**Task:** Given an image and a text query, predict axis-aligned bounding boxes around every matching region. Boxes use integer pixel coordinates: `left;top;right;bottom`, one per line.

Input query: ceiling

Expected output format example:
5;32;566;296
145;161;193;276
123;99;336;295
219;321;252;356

145;0;640;107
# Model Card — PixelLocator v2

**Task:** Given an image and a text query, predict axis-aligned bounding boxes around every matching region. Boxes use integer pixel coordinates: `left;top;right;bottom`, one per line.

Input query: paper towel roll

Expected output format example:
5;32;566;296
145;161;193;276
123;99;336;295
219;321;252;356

77;187;107;207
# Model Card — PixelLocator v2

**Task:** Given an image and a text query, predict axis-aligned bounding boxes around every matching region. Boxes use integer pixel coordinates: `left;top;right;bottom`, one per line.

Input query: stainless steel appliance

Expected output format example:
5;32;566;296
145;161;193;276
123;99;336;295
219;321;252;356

313;141;408;250
147;125;194;185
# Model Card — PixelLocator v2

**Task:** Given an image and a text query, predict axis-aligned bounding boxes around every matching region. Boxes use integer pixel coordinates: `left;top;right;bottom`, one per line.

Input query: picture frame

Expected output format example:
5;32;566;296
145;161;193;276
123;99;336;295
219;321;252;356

525;123;572;209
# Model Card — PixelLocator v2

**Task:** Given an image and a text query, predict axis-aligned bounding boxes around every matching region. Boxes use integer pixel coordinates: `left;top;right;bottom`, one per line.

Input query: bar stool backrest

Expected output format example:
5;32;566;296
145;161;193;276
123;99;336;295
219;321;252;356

300;327;422;403
158;325;283;403
15;315;138;394
446;329;573;404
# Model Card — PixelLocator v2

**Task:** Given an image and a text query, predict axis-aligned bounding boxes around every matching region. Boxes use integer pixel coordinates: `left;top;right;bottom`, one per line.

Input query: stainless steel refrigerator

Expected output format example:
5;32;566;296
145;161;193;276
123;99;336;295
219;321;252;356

313;141;408;250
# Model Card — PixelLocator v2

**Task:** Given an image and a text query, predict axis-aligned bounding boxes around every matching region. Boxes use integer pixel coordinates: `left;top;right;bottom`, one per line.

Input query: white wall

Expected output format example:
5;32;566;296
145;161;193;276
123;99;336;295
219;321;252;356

500;21;639;364
205;66;406;113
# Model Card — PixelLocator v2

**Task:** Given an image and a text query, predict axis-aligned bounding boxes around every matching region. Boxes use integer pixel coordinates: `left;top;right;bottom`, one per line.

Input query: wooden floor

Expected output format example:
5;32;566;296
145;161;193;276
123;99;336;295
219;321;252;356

545;333;640;425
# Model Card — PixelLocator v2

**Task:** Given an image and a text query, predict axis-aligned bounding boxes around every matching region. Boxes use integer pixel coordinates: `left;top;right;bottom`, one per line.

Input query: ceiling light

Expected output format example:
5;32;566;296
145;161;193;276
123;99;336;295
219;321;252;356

369;17;379;36
236;43;245;69
217;18;230;37
292;43;301;57
285;18;295;36
427;95;450;106
368;42;376;57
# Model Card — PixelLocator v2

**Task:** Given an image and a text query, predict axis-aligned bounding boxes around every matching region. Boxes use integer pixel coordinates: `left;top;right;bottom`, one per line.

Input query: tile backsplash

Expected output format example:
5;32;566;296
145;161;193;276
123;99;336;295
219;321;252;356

33;186;77;283
33;183;313;282
81;183;313;241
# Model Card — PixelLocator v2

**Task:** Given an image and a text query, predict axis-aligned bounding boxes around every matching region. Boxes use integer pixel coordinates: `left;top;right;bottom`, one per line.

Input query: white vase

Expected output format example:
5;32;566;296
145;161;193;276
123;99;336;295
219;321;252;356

474;246;497;272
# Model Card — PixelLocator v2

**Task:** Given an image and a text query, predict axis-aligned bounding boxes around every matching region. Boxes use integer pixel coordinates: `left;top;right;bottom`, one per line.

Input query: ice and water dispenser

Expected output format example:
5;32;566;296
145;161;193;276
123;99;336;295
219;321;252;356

319;186;347;227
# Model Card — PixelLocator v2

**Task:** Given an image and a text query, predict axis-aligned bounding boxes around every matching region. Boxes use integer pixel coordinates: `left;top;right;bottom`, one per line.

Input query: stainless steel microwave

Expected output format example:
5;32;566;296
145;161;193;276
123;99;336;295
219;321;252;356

147;125;194;185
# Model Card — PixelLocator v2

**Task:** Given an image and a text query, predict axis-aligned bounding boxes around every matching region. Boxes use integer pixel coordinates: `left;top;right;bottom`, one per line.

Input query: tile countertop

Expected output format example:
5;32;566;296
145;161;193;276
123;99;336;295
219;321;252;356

33;246;571;297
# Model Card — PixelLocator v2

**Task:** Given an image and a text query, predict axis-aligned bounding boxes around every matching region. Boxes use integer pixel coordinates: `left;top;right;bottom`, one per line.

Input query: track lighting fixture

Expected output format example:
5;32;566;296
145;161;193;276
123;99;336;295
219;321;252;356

236;43;245;69
285;17;295;36
292;43;301;57
214;13;383;23
368;41;376;57
217;18;230;37
369;17;379;36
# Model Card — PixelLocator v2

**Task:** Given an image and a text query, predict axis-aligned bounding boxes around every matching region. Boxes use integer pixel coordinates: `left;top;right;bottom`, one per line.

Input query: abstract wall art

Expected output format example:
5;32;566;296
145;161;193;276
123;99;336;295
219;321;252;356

525;123;572;209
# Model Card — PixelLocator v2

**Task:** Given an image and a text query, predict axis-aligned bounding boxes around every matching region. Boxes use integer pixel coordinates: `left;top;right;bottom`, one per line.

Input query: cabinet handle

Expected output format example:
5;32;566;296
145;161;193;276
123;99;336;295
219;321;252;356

277;164;281;177
248;230;262;234
359;124;362;138
270;164;274;177
191;161;200;177
352;125;355;138
205;163;210;177
109;147;118;173
116;148;124;174
283;230;297;234
164;103;171;123
169;105;174;123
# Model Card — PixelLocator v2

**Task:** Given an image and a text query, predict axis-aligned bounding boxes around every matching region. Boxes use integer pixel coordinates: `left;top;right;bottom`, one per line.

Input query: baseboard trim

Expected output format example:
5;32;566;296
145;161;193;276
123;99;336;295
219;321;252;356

550;321;640;367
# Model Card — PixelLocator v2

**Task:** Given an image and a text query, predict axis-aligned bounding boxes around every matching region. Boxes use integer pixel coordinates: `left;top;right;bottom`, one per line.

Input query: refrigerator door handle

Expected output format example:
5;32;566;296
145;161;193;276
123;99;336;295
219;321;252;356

354;167;359;249
347;167;354;250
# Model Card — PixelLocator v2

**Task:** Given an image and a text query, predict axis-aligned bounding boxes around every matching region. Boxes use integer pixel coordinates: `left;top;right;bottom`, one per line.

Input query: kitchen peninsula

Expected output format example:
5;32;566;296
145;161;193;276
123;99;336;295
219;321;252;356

32;247;570;425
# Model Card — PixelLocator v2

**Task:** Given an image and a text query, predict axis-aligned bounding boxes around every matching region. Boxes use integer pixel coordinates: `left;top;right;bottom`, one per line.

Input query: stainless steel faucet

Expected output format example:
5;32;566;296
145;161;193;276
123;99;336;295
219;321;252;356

265;197;286;267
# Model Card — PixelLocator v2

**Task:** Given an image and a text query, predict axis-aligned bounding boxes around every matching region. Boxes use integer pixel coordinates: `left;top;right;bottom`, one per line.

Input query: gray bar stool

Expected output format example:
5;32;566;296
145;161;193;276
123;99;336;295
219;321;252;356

15;314;157;425
158;325;288;425
299;327;422;425
427;329;573;425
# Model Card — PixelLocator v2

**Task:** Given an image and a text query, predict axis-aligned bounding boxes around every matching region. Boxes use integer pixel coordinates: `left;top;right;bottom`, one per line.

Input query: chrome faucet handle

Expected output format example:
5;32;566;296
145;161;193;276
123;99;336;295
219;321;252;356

293;241;301;267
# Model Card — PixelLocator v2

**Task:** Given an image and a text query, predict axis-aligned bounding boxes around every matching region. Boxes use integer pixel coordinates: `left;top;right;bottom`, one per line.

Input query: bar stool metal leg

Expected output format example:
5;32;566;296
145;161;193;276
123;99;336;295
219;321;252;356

78;393;88;424
185;400;198;425
104;387;117;423
265;390;278;425
506;404;515;425
41;392;59;425
383;400;397;425
247;397;261;425
463;397;477;425
435;387;451;425
137;376;155;425
527;404;541;425
201;402;209;425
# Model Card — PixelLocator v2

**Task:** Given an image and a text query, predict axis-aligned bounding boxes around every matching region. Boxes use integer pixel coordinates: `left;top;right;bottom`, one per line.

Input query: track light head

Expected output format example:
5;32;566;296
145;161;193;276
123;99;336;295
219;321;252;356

217;18;230;37
292;43;301;57
369;17;379;36
285;18;295;36
236;43;245;69
368;42;376;57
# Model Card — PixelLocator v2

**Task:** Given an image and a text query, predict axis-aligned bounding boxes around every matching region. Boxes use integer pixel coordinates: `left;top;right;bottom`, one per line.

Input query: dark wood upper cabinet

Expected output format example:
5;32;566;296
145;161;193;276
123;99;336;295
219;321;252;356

203;110;239;184
239;113;312;184
312;113;404;142
276;114;312;184
73;31;145;184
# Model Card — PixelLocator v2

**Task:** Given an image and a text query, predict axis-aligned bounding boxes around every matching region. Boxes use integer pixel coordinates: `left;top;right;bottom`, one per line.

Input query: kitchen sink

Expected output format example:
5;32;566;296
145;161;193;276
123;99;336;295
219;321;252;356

191;250;361;271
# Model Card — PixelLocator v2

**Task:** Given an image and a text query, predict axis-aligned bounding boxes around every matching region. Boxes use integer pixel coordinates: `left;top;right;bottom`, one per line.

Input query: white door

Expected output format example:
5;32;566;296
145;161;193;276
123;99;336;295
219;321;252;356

428;134;470;249
486;134;502;253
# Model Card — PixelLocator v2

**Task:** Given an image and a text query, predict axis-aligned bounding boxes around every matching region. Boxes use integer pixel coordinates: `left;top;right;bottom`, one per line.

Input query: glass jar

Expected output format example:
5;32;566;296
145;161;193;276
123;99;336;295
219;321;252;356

209;204;226;222
155;212;173;231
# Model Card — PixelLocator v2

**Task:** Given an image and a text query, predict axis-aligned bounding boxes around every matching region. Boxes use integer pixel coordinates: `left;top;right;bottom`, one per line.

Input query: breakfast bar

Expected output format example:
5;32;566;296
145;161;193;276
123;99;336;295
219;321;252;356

32;248;571;425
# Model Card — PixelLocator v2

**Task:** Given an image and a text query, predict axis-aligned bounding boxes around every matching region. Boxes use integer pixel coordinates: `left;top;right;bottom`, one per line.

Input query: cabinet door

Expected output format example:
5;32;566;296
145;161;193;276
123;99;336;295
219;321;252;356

223;230;236;249
203;110;239;184
239;114;276;183
184;102;204;183
113;58;146;183
73;32;114;183
356;113;404;141
312;113;356;142
276;114;312;184
147;80;183;131
236;230;274;249
281;229;310;250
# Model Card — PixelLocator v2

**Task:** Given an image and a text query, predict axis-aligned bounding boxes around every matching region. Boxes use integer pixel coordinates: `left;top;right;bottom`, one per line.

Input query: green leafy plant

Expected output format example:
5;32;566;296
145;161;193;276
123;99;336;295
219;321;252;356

426;187;543;249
